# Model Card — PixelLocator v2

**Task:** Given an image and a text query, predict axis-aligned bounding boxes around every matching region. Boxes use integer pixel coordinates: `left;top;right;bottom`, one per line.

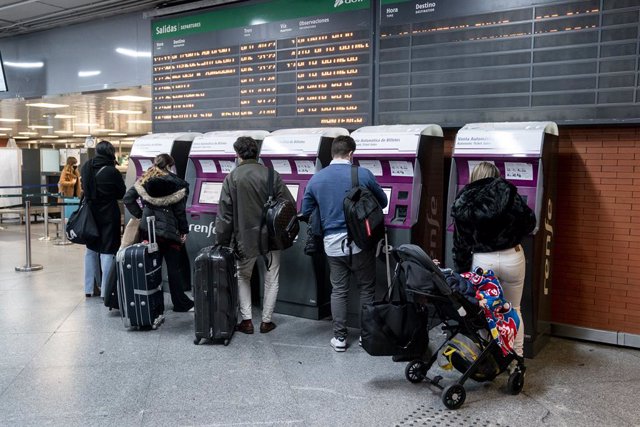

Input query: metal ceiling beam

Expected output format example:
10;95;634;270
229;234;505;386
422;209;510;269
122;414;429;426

143;0;243;18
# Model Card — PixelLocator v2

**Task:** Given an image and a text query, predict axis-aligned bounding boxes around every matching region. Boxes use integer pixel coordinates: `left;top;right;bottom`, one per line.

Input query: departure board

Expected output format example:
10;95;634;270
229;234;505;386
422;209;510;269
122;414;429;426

377;0;640;126
152;0;372;132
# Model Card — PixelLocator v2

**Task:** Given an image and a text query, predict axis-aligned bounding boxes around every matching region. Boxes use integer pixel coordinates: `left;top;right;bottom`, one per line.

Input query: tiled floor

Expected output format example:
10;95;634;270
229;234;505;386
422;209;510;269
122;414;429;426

1;221;639;426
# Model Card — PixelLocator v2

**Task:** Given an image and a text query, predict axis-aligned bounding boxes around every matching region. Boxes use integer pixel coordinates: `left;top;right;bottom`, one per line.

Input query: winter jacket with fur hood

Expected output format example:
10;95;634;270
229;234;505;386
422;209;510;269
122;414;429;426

450;177;536;273
123;172;189;243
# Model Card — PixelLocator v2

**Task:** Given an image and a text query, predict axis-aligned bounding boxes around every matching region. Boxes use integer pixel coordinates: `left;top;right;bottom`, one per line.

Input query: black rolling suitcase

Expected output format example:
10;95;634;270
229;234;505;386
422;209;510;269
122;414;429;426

116;216;165;329
103;264;119;311
193;245;238;345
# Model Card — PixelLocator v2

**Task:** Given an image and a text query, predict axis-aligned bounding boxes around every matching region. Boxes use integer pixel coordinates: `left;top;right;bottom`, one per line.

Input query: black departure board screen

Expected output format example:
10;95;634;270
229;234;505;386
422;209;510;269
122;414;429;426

152;0;372;132
377;0;640;126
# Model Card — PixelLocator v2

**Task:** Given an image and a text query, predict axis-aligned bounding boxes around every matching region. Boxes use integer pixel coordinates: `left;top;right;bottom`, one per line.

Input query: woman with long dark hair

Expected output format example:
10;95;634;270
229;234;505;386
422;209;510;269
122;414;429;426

123;153;194;312
81;140;126;298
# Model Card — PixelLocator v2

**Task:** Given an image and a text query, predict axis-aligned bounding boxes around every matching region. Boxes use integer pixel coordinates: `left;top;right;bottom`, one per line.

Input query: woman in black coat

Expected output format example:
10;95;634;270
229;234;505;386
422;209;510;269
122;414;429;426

450;161;536;357
81;140;126;298
123;153;194;312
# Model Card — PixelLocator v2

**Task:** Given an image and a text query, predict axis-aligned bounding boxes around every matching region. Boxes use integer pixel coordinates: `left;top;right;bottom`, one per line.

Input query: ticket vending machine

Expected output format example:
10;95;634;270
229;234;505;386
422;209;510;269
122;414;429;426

259;128;349;319
444;122;558;358
184;130;269;282
350;125;444;323
125;132;201;203
125;132;201;290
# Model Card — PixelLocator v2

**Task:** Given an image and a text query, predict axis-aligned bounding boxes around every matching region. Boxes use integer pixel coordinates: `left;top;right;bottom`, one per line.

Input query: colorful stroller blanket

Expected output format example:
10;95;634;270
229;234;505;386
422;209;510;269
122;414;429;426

461;268;520;356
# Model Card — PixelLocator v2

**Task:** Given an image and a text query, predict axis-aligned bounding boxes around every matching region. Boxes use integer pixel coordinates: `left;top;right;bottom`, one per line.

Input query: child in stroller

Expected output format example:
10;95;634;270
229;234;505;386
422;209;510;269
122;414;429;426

392;243;526;410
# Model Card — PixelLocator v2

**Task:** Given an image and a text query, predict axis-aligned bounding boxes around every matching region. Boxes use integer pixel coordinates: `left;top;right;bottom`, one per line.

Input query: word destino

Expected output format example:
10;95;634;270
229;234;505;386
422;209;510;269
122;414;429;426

156;22;202;35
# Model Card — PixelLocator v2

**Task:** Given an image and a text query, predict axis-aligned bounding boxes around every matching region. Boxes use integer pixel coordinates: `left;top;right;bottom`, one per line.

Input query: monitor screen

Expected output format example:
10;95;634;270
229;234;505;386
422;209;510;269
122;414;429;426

0;52;7;92
286;184;299;203
382;187;392;215
199;182;223;205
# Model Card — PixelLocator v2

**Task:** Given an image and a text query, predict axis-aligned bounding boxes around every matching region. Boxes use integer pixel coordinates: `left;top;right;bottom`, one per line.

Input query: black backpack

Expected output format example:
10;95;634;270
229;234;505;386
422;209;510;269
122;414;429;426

261;168;300;253
343;166;385;251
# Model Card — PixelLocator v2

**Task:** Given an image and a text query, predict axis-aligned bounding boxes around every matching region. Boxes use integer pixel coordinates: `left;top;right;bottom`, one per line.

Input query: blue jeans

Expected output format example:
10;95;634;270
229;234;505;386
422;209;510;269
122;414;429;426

84;248;115;297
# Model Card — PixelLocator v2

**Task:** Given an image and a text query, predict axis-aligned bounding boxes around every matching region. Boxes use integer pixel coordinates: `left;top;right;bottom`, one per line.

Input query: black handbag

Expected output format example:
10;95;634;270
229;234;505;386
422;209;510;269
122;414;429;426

361;276;427;357
65;197;99;245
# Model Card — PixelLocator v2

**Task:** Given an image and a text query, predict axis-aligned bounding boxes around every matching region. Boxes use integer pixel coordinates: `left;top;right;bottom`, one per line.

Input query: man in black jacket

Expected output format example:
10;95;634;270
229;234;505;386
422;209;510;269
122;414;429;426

215;137;295;334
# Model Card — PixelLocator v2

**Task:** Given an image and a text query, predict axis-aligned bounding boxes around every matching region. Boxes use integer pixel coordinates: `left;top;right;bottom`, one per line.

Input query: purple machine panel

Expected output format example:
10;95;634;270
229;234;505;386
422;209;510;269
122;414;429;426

351;125;444;260
184;131;269;277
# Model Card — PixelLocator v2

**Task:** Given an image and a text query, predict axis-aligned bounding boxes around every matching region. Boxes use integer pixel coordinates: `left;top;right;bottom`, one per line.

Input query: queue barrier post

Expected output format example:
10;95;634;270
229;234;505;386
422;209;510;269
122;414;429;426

15;200;44;272
39;194;52;241
54;196;74;246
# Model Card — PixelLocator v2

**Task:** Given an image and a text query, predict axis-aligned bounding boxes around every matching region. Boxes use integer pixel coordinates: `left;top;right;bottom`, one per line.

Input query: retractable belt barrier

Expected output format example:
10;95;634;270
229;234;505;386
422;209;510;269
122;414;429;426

0;184;81;272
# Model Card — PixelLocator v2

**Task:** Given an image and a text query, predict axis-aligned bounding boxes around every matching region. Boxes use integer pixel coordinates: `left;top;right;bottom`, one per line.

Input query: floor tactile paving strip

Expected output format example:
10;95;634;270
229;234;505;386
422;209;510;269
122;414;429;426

396;404;507;427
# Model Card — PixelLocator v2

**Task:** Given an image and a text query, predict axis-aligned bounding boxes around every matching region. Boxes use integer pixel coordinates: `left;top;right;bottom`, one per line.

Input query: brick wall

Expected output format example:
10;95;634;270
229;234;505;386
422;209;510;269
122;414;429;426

552;126;640;335
442;126;639;335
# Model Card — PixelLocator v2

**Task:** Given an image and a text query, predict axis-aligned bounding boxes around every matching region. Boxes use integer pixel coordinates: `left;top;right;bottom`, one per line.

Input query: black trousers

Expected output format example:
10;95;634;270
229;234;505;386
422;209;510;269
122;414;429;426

157;238;193;311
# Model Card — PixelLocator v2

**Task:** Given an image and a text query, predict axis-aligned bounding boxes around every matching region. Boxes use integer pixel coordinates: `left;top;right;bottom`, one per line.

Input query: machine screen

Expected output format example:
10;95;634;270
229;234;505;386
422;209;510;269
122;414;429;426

382;187;392;215
286;184;299;203
199;182;224;205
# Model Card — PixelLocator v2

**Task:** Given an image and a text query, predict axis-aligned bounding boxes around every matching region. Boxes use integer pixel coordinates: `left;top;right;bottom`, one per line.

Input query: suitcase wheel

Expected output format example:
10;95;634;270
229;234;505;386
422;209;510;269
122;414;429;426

194;338;200;345
224;339;230;346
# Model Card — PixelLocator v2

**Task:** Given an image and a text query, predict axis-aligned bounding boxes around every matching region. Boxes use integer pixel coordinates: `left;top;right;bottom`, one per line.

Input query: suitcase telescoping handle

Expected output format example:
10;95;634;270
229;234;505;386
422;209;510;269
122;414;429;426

146;215;159;253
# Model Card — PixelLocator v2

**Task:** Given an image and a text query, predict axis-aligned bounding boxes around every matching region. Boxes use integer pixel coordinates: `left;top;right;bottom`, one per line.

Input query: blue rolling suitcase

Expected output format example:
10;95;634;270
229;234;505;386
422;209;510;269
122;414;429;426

193;245;238;345
116;216;165;329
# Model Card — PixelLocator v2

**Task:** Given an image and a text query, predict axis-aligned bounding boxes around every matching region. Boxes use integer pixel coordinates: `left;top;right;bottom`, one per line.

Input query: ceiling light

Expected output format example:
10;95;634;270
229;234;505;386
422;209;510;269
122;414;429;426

0;127;12;131
4;61;44;68
26;103;69;108
19;131;38;135
94;128;115;132
54;130;75;134
54;114;76;119
0;118;21;122
107;95;151;102
108;132;128;136
115;47;151;58
107;109;143;115
78;70;101;77
13;136;29;139
72;134;90;137
74;123;99;127
29;125;53;129
127;119;152;124
0;133;6;136
41;135;59;139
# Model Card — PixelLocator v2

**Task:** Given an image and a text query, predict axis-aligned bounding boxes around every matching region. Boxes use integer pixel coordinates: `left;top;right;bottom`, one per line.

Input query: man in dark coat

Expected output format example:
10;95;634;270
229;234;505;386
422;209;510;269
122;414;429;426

80;140;125;298
215;136;295;334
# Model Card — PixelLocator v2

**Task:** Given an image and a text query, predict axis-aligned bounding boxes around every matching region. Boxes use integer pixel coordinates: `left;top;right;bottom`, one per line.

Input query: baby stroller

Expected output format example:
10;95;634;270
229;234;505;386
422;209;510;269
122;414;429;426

392;244;526;410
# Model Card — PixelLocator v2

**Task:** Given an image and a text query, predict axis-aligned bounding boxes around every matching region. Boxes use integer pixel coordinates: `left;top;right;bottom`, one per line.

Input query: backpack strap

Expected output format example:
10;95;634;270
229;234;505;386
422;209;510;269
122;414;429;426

346;165;360;264
259;167;275;270
351;164;359;188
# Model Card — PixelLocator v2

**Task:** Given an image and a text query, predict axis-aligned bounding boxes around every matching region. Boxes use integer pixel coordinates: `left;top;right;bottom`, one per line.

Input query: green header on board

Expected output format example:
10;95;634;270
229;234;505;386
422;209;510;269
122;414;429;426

153;0;371;40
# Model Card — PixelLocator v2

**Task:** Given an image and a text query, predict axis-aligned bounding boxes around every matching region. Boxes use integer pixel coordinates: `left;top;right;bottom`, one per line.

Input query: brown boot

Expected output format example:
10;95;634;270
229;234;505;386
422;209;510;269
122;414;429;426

259;322;277;334
235;319;254;334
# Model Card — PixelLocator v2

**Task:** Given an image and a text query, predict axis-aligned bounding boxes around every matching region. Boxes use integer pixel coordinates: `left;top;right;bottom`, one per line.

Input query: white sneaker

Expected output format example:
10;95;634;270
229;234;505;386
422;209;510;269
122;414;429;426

359;336;362;347
330;336;347;352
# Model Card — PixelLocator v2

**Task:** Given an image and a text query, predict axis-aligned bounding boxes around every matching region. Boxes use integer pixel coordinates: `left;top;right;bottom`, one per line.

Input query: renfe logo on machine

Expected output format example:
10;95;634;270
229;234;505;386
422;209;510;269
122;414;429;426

543;199;553;296
189;221;216;239
426;196;439;259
